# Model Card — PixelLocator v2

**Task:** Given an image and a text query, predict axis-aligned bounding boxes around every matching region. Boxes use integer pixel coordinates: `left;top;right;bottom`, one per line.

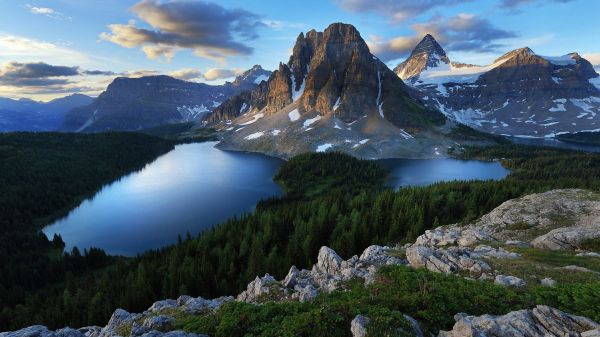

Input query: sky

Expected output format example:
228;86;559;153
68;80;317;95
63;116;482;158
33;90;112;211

0;0;599;101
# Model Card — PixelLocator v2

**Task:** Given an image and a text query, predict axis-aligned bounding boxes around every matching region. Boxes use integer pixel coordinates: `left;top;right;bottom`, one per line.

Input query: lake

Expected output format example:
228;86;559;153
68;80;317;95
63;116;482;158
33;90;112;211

43;143;509;255
379;158;509;189
43;142;284;256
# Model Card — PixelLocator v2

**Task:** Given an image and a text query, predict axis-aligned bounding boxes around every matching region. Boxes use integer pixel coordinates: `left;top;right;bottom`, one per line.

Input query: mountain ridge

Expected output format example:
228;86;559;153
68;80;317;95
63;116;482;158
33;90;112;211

395;34;600;137
63;66;271;132
0;94;93;131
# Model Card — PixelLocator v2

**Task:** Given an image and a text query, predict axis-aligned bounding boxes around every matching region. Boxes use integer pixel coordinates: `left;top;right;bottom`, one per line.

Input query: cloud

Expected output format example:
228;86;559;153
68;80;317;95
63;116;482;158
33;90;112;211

169;68;202;81
26;4;71;21
100;0;265;62
261;20;306;31
335;0;472;23
202;68;244;81
368;13;517;61
0;61;121;101
0;35;89;66
120;70;160;78
0;62;79;87
499;0;574;9
81;70;118;76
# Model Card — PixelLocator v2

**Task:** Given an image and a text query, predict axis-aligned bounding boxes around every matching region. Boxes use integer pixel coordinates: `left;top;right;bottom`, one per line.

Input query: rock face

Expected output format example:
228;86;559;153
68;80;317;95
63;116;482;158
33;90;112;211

209;23;451;160
211;23;443;128
396;35;600;137
63;65;270;132
438;305;600;337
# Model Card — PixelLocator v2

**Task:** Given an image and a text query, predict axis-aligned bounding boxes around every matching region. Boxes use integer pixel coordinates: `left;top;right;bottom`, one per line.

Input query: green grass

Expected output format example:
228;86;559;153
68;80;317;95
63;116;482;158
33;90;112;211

580;238;600;251
172;266;600;336
484;246;600;286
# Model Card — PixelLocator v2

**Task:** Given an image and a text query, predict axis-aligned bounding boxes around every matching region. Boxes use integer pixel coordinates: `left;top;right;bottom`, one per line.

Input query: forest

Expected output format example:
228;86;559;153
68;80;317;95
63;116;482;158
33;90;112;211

2;140;600;330
0;132;175;329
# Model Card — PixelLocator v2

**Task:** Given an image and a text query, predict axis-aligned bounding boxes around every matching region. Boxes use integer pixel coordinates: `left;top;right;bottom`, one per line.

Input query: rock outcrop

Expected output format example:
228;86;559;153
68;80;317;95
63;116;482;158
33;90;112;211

404;189;600;286
438;305;600;337
413;189;600;251
236;245;407;303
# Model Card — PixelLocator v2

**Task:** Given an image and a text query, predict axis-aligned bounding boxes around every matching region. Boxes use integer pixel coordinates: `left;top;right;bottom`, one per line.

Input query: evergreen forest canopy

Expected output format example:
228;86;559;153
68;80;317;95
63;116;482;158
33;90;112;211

1;133;600;331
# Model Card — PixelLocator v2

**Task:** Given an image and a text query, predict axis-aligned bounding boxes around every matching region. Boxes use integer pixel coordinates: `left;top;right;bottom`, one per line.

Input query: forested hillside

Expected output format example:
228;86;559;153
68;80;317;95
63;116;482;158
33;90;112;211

0;132;175;329
5;144;600;330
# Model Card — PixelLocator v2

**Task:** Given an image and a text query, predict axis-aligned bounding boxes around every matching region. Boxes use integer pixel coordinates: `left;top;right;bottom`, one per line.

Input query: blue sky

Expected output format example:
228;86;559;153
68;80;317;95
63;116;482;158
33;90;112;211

0;0;598;100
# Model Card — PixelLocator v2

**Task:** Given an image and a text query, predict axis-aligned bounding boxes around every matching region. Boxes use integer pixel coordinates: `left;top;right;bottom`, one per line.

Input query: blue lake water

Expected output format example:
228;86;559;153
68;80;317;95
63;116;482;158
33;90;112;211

379;158;509;189
44;142;509;255
43;142;284;256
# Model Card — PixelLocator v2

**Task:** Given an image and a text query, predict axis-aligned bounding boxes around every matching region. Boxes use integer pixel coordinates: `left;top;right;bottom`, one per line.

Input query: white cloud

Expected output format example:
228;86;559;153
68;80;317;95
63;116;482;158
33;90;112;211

26;4;71;21
169;68;202;81
203;68;244;81
0;35;89;66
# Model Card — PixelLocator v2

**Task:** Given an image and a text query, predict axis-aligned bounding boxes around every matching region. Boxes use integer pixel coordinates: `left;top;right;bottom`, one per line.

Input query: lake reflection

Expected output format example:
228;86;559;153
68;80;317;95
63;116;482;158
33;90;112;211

43;142;283;256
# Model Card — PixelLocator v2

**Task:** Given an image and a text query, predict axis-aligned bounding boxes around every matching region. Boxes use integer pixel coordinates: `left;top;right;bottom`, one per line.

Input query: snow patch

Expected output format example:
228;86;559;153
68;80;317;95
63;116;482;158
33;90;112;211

253;75;269;84
376;69;384;117
541;54;576;65
288;109;300;122
399;129;414;139
177;105;209;120
245;132;264;140
239;113;263;125
316;143;333;152
333;97;341;111
303;115;321;128
291;73;306;101
239;103;249;114
271;129;281;136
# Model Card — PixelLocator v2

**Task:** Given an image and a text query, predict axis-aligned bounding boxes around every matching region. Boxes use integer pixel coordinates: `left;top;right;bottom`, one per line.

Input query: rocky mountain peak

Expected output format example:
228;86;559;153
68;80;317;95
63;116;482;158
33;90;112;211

394;34;450;81
231;65;272;89
493;47;536;64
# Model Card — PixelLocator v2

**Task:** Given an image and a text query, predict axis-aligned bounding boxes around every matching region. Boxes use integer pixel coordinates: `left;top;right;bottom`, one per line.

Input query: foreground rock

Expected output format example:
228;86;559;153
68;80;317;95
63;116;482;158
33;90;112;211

439;305;600;337
405;189;600;285
237;245;407;303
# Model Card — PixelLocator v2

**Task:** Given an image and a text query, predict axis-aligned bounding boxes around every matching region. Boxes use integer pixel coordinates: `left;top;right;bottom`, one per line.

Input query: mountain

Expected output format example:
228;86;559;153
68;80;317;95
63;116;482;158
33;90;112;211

208;23;454;159
0;94;93;132
396;35;600;137
393;34;450;82
63;65;271;132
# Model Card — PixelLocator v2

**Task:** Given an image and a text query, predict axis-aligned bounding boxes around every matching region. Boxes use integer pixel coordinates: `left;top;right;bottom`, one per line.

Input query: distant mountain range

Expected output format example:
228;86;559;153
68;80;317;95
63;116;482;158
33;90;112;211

0;94;93;132
208;23;460;159
63;65;271;132
395;35;600;137
4;24;600;152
